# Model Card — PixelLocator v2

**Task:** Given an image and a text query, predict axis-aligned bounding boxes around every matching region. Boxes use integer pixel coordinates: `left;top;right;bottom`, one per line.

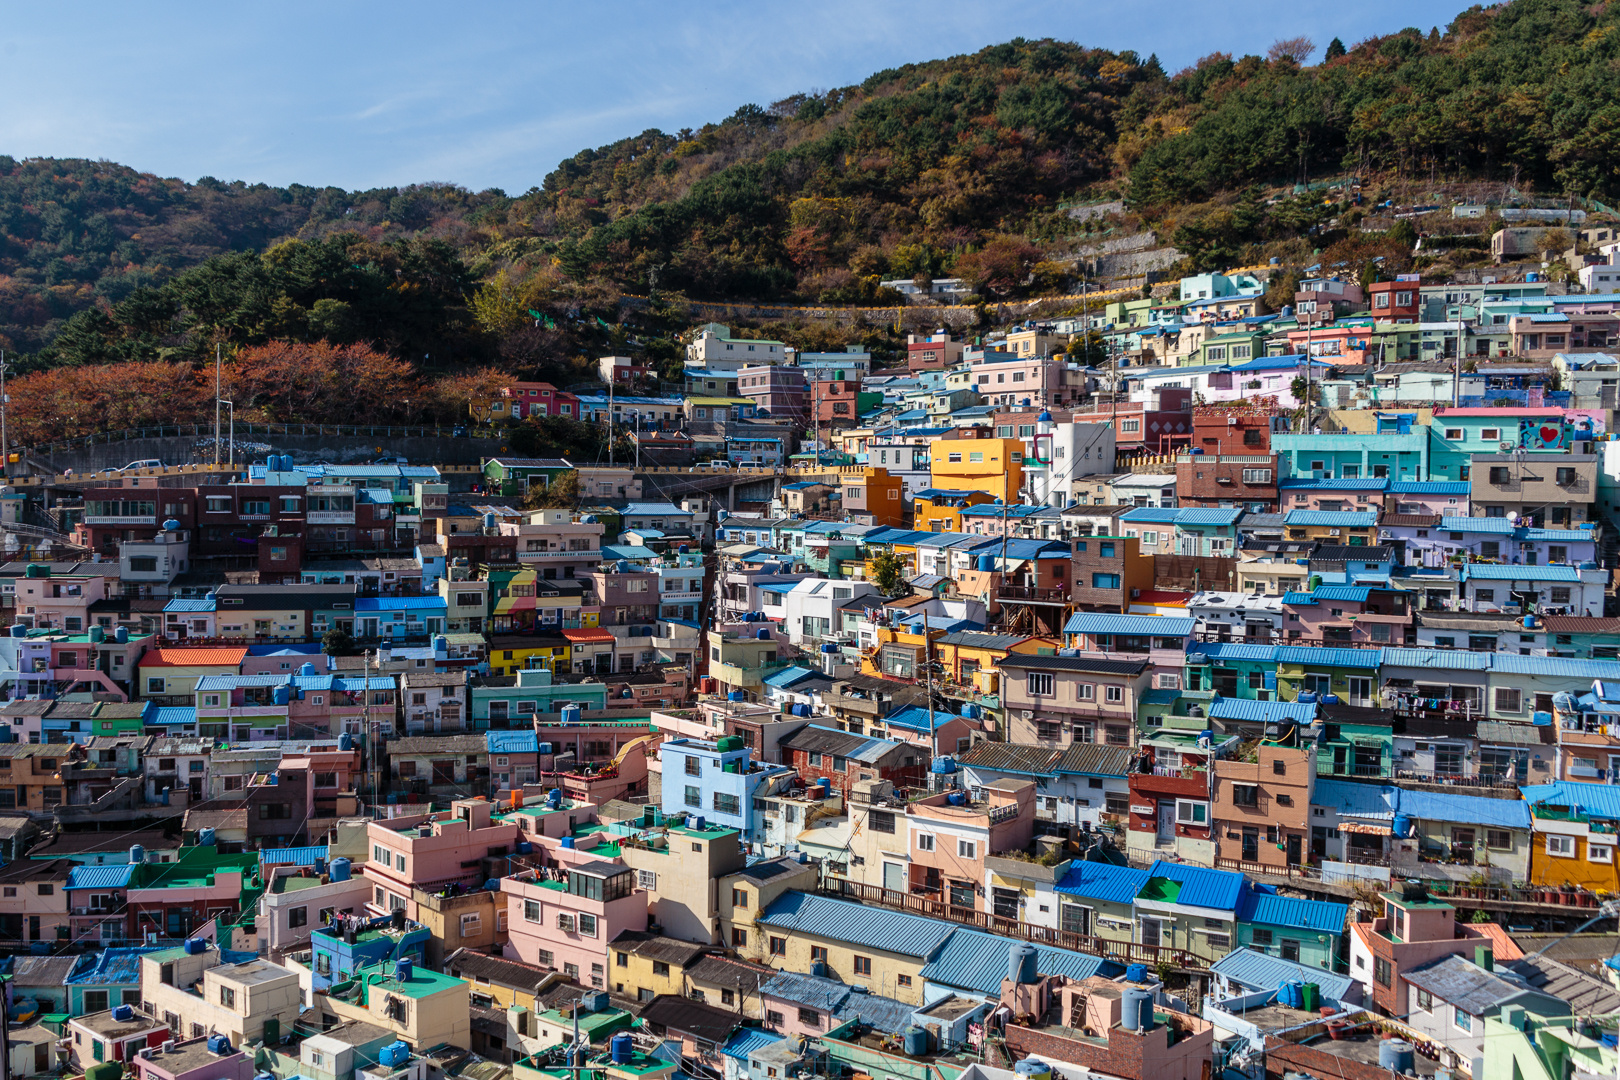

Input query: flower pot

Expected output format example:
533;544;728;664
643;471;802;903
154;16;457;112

1327;1023;1348;1041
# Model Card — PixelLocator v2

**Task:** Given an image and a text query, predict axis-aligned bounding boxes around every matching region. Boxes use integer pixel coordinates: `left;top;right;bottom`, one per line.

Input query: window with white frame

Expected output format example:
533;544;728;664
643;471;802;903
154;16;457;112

917;834;935;852
1176;800;1208;825
1546;835;1576;857
1077;683;1095;700
958;839;976;858
1027;673;1054;696
1589;843;1614;864
1105;685;1124;703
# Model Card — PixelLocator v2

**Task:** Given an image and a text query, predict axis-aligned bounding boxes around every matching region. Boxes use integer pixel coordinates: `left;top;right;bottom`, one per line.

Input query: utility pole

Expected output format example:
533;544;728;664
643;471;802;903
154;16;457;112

214;344;222;467
1453;299;1464;408
0;350;10;481
607;374;615;469
922;610;935;754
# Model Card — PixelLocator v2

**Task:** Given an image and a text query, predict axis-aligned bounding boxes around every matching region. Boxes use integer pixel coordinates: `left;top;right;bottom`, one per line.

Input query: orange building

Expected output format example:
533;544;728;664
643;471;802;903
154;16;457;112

912;488;996;533
927;435;1025;503
842;467;908;528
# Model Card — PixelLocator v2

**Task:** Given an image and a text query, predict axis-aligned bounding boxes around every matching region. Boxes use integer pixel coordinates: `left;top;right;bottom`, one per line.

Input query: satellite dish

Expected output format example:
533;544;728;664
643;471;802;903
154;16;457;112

1507;511;1520;523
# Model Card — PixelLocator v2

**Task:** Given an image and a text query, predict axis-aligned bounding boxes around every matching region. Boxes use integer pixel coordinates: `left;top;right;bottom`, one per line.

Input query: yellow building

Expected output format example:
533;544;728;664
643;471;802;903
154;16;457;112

928;437;1025;503
607;932;710;1002
414;887;508;968
932;630;1054;689
444;951;558;1012
488;635;574;677
1527;786;1620;893
742;891;933;1005
716;856;819;960
321;960;471;1049
912;488;996;533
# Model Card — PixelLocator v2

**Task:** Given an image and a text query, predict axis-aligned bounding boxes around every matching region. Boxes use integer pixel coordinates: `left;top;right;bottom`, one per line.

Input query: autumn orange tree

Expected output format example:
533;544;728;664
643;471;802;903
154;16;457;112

424;366;516;423
6;362;209;444
217;340;420;424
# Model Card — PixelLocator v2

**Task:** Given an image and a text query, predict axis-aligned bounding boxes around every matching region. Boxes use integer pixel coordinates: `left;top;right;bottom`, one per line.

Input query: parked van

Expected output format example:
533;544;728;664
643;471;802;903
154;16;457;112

118;459;163;472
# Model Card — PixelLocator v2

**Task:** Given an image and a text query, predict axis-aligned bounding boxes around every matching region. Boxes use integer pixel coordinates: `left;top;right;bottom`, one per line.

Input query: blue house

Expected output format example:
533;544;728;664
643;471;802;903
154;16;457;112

353;596;447;640
308;915;430;992
658;737;796;842
64;947;163;1014
1234;888;1348;970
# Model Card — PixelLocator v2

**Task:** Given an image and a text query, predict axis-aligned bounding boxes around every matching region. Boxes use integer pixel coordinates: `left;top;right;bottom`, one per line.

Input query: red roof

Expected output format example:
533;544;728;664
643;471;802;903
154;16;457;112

1132;590;1192;606
139;647;249;668
561;628;615;644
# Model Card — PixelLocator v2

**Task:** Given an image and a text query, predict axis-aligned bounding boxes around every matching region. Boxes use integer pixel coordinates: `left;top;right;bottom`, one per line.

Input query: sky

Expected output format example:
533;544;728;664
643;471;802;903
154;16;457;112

1;0;1467;194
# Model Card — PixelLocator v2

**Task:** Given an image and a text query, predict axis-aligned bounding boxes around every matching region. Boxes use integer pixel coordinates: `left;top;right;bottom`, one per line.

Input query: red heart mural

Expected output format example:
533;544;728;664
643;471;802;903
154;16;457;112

1539;424;1561;446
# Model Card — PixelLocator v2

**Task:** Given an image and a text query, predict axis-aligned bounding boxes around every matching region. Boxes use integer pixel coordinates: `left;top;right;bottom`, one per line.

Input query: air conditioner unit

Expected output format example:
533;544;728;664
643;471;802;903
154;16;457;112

1499;441;1517;452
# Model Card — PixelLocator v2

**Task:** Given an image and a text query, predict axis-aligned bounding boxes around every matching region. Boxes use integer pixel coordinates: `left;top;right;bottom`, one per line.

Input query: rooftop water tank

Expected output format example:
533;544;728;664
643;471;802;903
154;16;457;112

198;827;217;848
339;732;354;751
394;958;413;982
931;755;956;775
1014;1060;1052;1080
611;1033;634;1065
379;1042;411;1069
89;626;105;644
163;518;181;531
129;845;144;865
693;816;707;830
1392;813;1412;838
902;1027;929;1057
330;858;352;882
112;1003;134;1022
561;706;582;725
1379;1041;1415;1075
1009;942;1038;985
560;837;575;849
114;626;129;644
206;1035;232;1055
301;662;318;676
756;627;771;640
273;684;291;706
977;554;995;572
1125;963;1148;983
8;625;24;638
483;513;497;529
1121;988;1154;1031
548;787;563;809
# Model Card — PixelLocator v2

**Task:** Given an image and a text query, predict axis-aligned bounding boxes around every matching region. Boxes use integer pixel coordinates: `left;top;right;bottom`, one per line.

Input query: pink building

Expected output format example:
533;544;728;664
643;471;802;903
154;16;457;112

1071;387;1193;451
130;1039;255;1080
365;800;523;919
1280;586;1411;649
968;356;1087;409
903;779;1035;907
240;650;330;677
501;861;647;986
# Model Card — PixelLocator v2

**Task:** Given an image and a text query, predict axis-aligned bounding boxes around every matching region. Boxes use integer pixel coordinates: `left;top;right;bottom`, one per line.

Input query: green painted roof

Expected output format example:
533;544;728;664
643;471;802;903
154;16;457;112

1136;877;1182;903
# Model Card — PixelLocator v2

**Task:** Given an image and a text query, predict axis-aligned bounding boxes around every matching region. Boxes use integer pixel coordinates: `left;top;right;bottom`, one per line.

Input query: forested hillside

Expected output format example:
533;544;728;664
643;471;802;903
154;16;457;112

4;0;1620;385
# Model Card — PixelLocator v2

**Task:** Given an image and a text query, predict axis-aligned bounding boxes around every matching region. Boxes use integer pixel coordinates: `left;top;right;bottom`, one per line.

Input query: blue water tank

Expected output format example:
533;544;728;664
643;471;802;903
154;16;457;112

1379;1041;1415;1074
947;791;966;806
198;827;216;848
329;858;351;882
483;513;497;529
821;643;838;653
8;624;24;639
1125;963;1148;983
273;684;291;706
1392;814;1412;838
728;691;746;702
301;662;318;676
1533;710;1553;725
184;937;208;955
1524;616;1538;630
548;787;563;809
611;1033;634;1065
811;960;829;978
433;635;448;655
1320;694;1340;705
561;706;582;725
394;958;413;982
977;554;995;572
163;518;181;531
756;627;771;640
379;1041;411;1068
693;816;707;830
903;1027;929;1056
485;878;502;892
129;845;144;865
1009;942;1038;984
206;1035;232;1055
112;1004;134;1022
114;626;129;644
1121;988;1154;1031
560;837;575;849
1297;691;1318;704
931;756;956;775
339;732;354;751
517;841;533;855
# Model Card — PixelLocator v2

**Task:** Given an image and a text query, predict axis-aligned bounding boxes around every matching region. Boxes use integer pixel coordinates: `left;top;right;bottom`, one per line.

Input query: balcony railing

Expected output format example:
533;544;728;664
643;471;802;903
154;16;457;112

997;586;1069;604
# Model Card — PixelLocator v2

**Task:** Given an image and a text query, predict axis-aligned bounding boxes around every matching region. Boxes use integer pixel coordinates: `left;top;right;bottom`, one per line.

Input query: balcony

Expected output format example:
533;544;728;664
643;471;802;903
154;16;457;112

307;511;356;525
85;515;158;526
518;548;602;561
997;585;1069;604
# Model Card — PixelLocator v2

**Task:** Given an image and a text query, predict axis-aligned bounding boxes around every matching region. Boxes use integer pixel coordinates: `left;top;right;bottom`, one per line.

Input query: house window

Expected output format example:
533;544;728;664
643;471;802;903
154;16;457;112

770;936;786;956
853;956;871;976
1486;829;1512;851
1495;688;1522;712
1546;835;1576;858
957;839;976;858
1027;673;1054;696
1176;801;1208;824
1105;685;1124;703
1455;1007;1473;1033
1417;989;1433;1012
1589;843;1614;864
917;834;935;852
1374;957;1392;988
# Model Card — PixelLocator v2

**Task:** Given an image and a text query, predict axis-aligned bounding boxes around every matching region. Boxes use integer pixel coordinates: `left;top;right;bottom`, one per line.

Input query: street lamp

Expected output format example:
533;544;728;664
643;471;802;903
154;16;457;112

218;400;236;470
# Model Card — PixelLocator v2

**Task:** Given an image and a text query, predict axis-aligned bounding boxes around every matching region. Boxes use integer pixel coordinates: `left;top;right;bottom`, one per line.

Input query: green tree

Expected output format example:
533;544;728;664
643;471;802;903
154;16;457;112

1324;37;1346;60
522;470;582;510
322;627;356;655
870;552;909;597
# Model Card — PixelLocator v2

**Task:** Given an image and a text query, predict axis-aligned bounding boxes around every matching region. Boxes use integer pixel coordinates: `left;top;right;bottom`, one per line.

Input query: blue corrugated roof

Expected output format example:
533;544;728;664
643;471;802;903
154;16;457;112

1282;591;1318;605
1395;788;1530;830
1238;889;1349;932
1172;508;1245;526
1440;516;1516;534
1494;654;1620;679
148;706;197;726
1310;585;1374;602
1064;613;1196;637
1278;478;1389;491
162;598;216;612
1381;648;1492;670
757;891;953;959
877;705;940;733
353;596;448;611
1389;481;1471;494
1119;507;1180;524
1284;510;1378;526
721;1029;785;1061
1274;645;1383;668
488;730;539;754
259;845;329;867
1463;564;1581;581
762;666;826;689
1211;947;1356;1001
66;864;136;890
1311;779;1397;818
1193;643;1280;663
1145;860;1245;911
921;928;1114;993
1522;781;1620;820
1055;862;1150;906
1209;698;1316;724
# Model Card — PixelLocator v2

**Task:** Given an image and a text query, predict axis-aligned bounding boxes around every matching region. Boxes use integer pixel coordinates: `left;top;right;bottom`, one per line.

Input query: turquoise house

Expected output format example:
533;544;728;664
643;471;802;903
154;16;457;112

1185;643;1280;701
1273;429;1433;481
1235;889;1347;971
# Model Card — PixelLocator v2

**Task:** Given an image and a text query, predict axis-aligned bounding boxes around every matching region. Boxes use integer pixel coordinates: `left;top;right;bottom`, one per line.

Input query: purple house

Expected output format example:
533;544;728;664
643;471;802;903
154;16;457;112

131;1039;254;1080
